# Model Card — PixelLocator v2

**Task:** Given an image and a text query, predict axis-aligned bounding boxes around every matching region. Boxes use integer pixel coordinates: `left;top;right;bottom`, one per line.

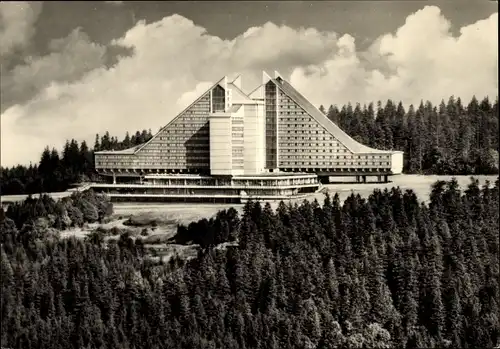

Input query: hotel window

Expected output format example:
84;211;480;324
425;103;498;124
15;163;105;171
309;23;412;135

212;85;225;112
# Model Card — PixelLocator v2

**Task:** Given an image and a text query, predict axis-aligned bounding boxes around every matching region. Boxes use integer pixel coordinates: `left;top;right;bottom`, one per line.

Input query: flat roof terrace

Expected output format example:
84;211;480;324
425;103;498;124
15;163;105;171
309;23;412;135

142;172;318;180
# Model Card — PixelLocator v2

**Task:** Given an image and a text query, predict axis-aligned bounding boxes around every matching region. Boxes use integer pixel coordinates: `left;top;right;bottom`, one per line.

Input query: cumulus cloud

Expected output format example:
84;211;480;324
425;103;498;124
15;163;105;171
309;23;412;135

1;6;498;167
1;28;107;112
291;6;498;108
178;82;214;111
0;2;43;59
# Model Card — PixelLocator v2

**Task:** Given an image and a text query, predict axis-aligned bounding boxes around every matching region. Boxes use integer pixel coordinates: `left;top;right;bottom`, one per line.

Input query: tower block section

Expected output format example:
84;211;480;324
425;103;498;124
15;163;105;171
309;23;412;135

243;102;265;175
209;75;264;176
209;112;233;175
209;77;233;176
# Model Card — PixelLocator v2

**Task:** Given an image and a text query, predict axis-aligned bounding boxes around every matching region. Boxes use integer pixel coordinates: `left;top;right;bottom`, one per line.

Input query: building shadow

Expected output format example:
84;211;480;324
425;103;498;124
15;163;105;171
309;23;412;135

184;122;211;175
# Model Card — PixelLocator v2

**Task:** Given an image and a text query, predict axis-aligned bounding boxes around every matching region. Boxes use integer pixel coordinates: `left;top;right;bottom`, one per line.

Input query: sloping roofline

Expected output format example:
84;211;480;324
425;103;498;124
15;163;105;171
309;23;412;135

247;84;263;99
228;82;255;103
272;78;401;154
132;76;227;154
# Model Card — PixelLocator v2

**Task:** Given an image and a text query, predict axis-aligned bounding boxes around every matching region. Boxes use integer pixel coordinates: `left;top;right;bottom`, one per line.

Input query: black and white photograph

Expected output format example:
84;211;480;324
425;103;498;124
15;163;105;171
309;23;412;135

0;0;498;348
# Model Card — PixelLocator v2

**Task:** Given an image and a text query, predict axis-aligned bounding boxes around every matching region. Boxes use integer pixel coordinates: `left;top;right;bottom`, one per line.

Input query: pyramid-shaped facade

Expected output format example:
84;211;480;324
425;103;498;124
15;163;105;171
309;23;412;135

95;71;403;178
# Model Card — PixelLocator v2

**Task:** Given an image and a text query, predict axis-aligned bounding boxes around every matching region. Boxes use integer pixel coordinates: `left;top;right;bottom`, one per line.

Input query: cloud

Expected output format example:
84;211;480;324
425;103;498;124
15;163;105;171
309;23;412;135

178;82;214;111
0;2;43;59
1;7;498;167
291;6;498;108
1;28;107;112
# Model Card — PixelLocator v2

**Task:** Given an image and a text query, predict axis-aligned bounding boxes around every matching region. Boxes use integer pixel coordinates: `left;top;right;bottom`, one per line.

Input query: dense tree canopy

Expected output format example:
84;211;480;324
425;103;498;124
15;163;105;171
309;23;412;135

1;178;499;348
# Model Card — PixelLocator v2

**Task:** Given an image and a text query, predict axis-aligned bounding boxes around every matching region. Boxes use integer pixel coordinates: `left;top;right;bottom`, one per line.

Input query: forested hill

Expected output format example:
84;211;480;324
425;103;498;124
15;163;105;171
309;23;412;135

1;178;499;348
1;95;498;195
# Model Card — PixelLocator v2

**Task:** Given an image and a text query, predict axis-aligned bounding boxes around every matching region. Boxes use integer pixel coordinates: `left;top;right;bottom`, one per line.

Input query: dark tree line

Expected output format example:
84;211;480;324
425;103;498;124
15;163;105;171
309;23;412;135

4;190;113;232
1;178;498;348
1;130;153;195
93;129;153;152
320;95;499;174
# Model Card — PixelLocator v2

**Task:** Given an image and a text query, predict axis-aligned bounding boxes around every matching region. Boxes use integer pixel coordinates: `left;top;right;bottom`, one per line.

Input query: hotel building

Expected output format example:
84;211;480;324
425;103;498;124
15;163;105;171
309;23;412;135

92;72;403;203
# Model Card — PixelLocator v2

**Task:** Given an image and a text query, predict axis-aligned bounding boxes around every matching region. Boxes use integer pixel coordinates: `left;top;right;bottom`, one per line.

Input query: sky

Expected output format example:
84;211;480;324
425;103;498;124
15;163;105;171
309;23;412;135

0;0;498;167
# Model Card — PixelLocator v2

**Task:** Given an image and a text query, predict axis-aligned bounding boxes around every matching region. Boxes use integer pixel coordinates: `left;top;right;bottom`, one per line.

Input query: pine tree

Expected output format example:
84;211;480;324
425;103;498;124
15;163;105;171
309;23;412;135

420;226;445;340
327;105;339;124
123;131;131;149
94;133;101;151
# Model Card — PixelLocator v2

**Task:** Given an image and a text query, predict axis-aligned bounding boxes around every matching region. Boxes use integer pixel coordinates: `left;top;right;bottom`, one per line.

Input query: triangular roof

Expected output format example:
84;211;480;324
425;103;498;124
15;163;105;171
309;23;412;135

247;70;277;100
133;76;227;154
228;82;254;103
271;78;399;154
231;74;242;89
248;84;264;99
262;71;273;85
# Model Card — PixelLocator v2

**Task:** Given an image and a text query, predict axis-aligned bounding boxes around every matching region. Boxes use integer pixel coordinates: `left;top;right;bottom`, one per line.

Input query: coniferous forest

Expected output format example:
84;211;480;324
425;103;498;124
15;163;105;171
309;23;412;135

1;177;499;348
1;95;498;195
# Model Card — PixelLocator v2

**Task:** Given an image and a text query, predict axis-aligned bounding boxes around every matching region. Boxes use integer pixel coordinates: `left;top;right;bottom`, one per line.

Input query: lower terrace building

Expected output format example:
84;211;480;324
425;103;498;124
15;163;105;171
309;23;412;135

93;71;403;203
